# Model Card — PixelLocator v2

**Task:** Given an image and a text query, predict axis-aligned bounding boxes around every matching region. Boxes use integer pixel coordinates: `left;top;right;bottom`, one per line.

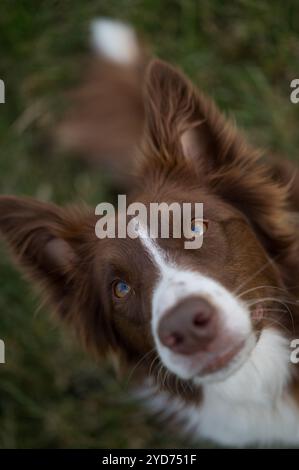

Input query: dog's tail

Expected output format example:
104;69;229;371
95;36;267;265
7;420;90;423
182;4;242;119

56;19;148;188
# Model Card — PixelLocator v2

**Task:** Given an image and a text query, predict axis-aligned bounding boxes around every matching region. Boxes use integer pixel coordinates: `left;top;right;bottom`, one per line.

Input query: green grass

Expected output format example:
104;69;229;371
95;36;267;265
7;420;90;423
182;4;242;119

0;0;298;448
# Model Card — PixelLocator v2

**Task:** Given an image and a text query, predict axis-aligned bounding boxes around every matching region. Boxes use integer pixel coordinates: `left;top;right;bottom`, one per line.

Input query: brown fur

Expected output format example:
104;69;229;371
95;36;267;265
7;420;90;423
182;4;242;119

1;59;299;408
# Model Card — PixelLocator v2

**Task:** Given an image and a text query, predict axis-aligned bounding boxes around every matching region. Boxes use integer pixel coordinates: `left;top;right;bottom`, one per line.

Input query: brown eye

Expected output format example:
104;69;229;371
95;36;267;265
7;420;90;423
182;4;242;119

113;280;131;299
190;218;209;236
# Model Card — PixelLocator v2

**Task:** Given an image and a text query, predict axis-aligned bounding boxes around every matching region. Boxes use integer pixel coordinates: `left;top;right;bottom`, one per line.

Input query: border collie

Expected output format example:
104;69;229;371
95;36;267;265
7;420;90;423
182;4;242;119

0;20;299;447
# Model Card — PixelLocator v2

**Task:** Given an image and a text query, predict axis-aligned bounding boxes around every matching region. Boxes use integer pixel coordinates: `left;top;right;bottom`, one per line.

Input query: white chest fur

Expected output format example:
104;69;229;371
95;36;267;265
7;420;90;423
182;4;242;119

140;329;299;447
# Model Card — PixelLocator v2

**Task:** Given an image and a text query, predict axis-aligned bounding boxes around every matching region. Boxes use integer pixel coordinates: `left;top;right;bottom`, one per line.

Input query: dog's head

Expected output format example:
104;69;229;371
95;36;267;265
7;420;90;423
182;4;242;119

0;59;298;395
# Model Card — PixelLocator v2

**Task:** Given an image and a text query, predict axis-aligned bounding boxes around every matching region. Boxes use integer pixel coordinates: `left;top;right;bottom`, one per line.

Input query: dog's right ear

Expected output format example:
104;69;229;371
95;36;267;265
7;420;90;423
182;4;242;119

0;195;117;356
0;196;94;319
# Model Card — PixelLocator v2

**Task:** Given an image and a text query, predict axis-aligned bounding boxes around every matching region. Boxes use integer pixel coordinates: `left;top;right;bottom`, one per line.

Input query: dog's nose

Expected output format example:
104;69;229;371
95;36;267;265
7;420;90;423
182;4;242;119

157;297;218;355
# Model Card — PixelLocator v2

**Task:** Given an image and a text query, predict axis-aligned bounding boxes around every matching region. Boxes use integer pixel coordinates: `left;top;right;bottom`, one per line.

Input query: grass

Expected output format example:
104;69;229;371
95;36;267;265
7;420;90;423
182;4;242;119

0;0;298;448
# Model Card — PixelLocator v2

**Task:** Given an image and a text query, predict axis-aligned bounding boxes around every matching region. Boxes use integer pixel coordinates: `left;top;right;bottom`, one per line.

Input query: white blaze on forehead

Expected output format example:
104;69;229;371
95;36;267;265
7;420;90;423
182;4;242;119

91;18;139;65
135;223;170;274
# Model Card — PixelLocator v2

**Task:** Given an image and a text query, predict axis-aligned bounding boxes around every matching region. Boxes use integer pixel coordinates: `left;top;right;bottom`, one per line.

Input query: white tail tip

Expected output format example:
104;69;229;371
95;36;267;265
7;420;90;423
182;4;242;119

91;18;139;65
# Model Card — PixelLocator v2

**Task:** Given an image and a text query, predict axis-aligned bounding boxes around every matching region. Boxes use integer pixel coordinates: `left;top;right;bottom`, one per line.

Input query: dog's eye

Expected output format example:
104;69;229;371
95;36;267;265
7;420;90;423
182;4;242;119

190;218;209;236
113;280;131;299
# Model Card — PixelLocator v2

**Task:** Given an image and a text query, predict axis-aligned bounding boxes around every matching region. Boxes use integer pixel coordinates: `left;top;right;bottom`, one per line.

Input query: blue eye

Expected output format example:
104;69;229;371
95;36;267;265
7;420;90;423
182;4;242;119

191;225;201;233
113;280;131;298
190;219;209;236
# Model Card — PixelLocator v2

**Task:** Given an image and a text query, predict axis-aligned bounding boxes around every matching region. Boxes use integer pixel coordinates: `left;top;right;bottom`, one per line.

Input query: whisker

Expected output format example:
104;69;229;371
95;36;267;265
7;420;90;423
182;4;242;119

166;371;172;392
149;354;160;377
261;307;288;312
125;347;156;386
237;285;291;299
248;297;299;308
234;253;281;295
162;370;169;390
156;363;164;385
175;376;180;397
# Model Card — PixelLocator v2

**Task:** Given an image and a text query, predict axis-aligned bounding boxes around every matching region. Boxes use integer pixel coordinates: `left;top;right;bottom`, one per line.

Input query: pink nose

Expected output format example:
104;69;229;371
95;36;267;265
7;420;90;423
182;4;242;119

157;297;218;355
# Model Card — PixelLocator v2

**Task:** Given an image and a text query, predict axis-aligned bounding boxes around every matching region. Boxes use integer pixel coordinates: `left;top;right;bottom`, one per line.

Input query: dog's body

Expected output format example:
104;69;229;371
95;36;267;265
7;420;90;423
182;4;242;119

1;21;299;447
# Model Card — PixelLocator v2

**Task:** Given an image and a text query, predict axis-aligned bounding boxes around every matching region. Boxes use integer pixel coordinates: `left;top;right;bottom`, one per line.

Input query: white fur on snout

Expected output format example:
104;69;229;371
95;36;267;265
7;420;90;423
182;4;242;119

91;19;139;64
135;223;254;383
152;269;255;382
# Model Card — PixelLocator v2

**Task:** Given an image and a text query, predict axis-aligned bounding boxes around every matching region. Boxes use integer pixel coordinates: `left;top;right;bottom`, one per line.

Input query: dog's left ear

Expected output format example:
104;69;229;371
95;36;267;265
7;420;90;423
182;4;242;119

143;59;296;261
143;58;248;171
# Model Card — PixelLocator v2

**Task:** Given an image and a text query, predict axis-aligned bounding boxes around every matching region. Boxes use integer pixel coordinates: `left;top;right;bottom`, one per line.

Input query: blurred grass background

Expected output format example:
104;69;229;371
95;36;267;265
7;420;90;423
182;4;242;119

0;0;298;448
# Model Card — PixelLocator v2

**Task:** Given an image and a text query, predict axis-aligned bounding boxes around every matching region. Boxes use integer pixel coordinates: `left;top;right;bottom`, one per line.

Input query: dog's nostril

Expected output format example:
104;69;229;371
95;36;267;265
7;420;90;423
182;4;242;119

158;297;218;354
193;312;210;327
163;332;183;348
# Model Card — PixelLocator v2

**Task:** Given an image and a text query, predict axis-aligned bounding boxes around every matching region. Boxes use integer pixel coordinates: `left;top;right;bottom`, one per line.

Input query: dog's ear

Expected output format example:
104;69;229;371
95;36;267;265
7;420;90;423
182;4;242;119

142;59;296;263
143;58;247;171
0;195;116;356
0;196;94;318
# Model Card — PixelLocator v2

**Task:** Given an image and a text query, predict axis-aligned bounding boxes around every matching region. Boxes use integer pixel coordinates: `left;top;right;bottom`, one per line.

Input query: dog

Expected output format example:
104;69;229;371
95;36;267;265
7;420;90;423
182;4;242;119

1;20;299;447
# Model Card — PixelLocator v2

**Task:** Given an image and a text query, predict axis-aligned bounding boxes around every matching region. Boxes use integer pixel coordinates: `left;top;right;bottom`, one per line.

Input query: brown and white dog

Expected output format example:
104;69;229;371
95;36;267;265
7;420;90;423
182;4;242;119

1;20;299;447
